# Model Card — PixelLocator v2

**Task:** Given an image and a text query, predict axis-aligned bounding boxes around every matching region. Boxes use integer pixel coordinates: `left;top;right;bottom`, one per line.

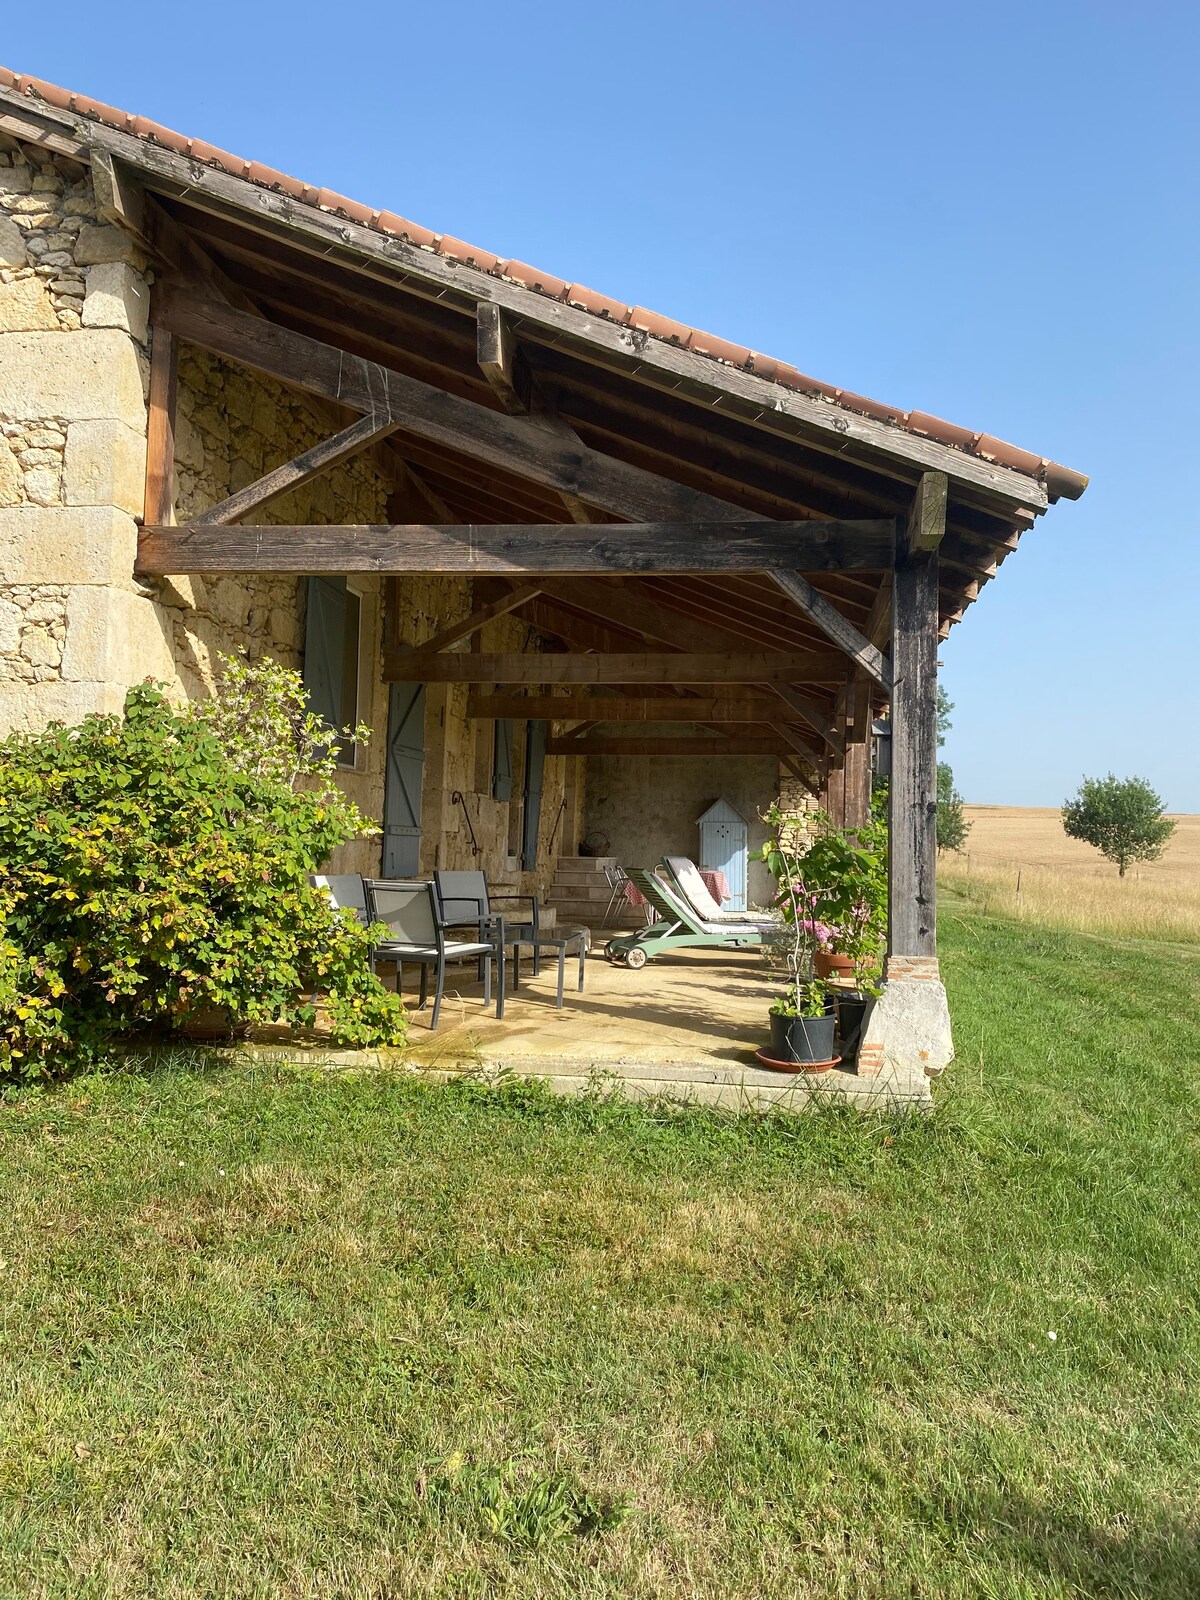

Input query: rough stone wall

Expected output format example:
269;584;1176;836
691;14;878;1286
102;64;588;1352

0;136;572;894
584;752;784;908
167;347;390;694
0;137;170;733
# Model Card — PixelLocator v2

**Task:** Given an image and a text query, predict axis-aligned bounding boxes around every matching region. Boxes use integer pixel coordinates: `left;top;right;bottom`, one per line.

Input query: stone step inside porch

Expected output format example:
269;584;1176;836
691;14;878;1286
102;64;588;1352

545;855;642;931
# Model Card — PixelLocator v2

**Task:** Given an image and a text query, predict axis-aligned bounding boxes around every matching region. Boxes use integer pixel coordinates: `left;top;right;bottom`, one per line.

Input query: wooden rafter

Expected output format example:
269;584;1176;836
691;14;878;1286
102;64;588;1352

408;583;546;654
544;737;793;757
194;412;399;526
155;289;771;526
768;569;893;689
69;114;1053;514
466;694;807;723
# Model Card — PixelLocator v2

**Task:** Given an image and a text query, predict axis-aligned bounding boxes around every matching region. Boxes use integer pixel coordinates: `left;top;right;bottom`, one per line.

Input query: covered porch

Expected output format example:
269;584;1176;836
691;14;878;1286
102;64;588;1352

75;108;1086;1099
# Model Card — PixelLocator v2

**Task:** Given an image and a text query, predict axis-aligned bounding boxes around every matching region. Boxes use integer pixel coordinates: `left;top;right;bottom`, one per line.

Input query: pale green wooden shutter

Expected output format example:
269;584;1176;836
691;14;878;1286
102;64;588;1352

521;719;548;870
493;718;514;802
382;682;425;877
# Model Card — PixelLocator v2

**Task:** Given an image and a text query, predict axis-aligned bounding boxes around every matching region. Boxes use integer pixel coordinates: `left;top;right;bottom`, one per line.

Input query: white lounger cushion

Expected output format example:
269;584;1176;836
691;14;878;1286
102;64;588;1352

664;857;778;924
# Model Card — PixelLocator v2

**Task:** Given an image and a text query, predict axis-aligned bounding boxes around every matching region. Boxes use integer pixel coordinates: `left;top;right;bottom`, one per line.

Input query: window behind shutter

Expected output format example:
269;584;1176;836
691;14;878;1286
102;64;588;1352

521;719;548;870
492;717;514;802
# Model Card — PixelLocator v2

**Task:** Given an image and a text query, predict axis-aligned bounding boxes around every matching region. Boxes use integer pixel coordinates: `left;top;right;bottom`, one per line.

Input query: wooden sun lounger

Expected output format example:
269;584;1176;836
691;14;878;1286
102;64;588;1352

604;868;776;968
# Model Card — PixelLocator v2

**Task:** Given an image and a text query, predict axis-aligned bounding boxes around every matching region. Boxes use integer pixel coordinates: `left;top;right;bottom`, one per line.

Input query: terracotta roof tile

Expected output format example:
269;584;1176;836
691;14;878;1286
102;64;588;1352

437;236;505;274
0;62;1088;501
974;435;1045;476
628;306;694;345
565;283;630;322
377;212;438;250
834;391;908;426
907;411;977;450
687;329;753;368
502;260;569;299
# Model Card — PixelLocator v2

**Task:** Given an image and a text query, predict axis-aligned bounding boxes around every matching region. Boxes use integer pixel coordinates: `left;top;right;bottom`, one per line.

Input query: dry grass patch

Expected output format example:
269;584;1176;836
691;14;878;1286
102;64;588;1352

942;805;1200;942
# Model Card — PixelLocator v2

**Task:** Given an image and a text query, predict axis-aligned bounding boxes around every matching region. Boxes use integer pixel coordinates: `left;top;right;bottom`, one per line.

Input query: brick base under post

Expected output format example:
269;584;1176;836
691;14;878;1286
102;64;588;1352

855;956;953;1106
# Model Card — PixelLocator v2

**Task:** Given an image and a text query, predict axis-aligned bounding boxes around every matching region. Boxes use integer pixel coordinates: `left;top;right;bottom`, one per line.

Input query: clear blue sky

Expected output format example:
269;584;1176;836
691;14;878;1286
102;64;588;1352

7;2;1196;808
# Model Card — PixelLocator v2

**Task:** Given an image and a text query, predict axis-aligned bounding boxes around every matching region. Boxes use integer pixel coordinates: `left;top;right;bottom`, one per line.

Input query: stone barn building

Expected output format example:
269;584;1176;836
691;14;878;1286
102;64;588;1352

0;66;1087;1095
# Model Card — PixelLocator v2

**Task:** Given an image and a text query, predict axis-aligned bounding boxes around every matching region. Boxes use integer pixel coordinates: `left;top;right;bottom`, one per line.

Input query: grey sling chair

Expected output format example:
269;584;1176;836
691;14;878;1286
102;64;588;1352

311;874;370;926
433;869;586;1009
363;879;505;1031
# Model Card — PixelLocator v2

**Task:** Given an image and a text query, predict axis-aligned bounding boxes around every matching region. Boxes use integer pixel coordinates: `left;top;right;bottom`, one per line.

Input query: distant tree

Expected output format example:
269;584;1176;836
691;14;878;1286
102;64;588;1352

934;688;971;853
936;686;953;749
936;762;970;854
1061;774;1176;877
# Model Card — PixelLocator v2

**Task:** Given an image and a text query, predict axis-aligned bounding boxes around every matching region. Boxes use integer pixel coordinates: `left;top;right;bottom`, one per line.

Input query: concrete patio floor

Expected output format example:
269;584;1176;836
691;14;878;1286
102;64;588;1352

220;934;926;1110
386;936;908;1111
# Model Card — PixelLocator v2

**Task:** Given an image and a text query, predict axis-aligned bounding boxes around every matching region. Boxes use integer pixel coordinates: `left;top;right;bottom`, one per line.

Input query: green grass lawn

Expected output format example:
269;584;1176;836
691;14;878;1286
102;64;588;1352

2;901;1198;1600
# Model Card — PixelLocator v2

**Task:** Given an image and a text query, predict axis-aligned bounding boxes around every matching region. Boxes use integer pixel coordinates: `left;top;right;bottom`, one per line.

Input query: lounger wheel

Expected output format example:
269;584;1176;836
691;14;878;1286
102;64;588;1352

624;946;648;970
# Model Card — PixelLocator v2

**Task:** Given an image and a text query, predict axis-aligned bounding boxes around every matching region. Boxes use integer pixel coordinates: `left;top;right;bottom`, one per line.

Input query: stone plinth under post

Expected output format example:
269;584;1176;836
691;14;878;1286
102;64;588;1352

856;956;953;1106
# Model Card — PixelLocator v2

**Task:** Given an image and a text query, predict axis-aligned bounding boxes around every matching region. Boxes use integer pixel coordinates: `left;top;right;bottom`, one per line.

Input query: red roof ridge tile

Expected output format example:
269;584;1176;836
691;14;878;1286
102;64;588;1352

0;63;1088;502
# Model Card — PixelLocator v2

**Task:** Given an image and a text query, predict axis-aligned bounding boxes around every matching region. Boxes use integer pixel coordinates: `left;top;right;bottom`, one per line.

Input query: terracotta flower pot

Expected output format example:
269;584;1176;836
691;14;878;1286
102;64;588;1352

814;951;855;981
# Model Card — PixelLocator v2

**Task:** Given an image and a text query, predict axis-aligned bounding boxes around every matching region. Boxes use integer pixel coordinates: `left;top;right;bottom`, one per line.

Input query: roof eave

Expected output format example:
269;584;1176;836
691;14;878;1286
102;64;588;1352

0;76;1087;517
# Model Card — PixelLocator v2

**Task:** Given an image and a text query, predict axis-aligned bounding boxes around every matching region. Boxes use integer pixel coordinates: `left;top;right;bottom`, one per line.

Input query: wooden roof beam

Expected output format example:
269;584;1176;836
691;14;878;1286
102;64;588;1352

71;113;1054;514
467;694;807;723
137;519;896;578
155;289;769;527
768;570;893;690
384;651;842;685
545;737;794;757
410;583;545;654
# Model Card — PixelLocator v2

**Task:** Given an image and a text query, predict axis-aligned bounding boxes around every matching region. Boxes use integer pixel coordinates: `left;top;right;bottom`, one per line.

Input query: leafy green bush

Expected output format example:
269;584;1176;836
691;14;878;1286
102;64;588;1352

936;761;971;853
0;668;404;1077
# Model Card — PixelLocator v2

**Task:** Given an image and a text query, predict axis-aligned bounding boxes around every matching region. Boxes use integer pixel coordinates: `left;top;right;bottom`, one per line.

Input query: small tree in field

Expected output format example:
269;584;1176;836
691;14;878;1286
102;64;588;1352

1061;775;1176;877
935;688;971;854
936;762;970;854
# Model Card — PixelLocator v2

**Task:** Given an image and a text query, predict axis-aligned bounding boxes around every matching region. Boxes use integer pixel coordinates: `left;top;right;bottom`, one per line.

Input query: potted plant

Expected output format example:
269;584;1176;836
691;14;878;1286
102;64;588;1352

756;808;841;1069
769;979;837;1068
757;793;890;1068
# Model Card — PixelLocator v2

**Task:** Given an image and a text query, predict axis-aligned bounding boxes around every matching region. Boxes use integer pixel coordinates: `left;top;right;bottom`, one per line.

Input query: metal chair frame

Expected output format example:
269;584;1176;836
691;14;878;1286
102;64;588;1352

364;878;505;1030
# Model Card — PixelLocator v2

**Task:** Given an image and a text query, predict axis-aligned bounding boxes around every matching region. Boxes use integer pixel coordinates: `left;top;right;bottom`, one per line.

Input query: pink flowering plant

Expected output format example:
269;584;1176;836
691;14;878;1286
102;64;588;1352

757;791;889;1001
756;806;832;1019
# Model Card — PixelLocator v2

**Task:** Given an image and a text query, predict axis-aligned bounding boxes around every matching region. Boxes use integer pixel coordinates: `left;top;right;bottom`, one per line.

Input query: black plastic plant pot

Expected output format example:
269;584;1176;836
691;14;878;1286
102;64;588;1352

834;992;872;1057
769;1009;837;1065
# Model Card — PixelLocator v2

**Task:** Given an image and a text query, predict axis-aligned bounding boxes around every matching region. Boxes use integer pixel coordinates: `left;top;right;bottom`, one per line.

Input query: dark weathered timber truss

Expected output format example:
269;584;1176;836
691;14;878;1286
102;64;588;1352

24;118;1062;965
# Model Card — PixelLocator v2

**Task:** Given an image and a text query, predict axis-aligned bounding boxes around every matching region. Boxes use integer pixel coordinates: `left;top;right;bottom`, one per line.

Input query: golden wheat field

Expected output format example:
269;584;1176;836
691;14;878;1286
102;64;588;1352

939;806;1200;943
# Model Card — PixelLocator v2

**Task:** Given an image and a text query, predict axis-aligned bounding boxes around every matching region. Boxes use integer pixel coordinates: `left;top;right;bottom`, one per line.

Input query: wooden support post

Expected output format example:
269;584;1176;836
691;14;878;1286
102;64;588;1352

888;484;943;958
143;322;178;527
841;736;871;829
